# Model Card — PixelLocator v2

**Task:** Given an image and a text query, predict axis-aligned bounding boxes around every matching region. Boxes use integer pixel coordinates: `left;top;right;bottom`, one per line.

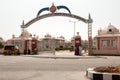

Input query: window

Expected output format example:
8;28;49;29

101;40;110;47
101;40;117;49
107;40;110;46
101;40;107;47
109;29;112;32
111;40;117;47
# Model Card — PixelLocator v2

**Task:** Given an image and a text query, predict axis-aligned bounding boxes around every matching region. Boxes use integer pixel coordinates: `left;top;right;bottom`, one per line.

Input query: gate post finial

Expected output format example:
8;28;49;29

89;13;91;20
22;20;24;25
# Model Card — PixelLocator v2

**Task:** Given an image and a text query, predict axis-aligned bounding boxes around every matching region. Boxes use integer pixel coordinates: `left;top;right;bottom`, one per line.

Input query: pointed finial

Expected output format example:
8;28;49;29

22;20;24;25
50;2;56;13
87;13;93;23
88;13;91;19
21;20;25;28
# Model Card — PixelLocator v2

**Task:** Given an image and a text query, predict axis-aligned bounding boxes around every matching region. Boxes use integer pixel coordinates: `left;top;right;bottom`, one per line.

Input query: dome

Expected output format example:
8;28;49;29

20;30;32;38
59;35;65;39
44;33;52;38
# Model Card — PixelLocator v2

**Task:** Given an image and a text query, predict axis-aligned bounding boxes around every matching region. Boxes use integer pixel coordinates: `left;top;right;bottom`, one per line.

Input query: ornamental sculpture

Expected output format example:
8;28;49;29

37;3;71;17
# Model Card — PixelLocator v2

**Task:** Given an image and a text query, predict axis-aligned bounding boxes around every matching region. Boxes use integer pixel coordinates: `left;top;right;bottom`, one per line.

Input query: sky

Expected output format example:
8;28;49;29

0;0;120;41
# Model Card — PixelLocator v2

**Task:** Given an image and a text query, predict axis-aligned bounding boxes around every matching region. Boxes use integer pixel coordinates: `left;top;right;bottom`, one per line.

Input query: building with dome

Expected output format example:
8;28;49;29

37;34;66;51
6;29;73;54
6;30;39;54
37;33;55;51
93;24;120;55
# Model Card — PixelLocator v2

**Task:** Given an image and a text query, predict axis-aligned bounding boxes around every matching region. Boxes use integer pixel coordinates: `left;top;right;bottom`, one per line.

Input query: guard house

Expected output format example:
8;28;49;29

93;24;120;55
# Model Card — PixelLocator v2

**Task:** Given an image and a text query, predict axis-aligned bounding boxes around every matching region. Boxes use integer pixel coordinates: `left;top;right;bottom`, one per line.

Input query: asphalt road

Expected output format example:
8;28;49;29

0;55;119;71
0;54;120;80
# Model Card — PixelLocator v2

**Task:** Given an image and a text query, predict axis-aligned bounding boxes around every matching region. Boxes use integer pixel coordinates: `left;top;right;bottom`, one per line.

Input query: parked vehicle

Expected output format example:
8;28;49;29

3;45;20;55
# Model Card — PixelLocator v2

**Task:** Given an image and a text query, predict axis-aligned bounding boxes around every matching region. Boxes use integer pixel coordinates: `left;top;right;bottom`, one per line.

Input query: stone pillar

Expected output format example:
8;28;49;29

74;32;82;56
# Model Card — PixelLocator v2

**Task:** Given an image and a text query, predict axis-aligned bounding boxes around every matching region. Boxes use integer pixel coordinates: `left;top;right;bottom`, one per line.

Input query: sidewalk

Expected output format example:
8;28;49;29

24;50;106;59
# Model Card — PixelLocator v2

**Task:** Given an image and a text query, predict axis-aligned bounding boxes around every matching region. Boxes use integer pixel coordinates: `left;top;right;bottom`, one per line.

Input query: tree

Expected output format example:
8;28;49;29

0;42;4;49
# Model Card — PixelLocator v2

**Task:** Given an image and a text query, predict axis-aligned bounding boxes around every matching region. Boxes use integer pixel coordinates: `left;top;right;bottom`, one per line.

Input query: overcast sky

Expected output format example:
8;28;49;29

0;0;120;41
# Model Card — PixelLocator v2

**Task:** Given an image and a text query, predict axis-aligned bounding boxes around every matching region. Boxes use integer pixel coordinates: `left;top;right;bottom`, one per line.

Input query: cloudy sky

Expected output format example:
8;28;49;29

0;0;120;41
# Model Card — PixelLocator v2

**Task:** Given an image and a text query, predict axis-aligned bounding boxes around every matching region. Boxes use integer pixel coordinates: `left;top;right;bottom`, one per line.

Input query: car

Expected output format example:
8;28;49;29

3;45;20;55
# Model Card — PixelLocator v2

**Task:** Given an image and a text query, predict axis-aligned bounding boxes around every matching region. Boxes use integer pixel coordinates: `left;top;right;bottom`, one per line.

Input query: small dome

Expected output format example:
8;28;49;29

59;35;65;39
21;30;31;38
44;33;51;38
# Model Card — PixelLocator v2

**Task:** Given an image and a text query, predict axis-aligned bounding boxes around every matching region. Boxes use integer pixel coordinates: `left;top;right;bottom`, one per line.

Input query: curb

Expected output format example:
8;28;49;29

23;55;107;59
86;68;120;80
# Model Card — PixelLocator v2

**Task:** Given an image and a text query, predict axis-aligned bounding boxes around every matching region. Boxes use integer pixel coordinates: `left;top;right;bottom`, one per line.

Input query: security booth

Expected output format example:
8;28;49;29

75;32;82;56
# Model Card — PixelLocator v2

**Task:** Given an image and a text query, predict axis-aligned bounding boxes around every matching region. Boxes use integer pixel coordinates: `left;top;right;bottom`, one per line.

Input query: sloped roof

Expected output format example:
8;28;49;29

98;23;119;35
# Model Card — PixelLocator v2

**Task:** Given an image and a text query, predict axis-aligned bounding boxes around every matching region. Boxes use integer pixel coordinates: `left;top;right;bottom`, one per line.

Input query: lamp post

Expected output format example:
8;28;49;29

69;20;80;37
69;20;80;53
69;20;75;37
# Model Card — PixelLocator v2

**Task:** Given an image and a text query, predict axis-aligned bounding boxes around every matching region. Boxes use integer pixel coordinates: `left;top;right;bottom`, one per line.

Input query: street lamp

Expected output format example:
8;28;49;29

69;20;80;51
69;20;79;37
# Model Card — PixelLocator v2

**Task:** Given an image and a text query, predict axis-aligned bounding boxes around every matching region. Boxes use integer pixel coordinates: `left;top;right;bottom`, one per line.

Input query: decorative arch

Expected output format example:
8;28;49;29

21;13;92;28
21;3;93;55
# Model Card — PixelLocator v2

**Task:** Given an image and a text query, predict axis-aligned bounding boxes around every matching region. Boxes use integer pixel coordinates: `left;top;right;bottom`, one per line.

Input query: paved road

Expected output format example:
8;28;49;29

0;52;120;80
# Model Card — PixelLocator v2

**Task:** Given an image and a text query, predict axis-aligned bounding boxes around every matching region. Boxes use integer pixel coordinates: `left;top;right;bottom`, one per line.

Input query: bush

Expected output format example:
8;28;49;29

55;46;73;51
94;65;120;73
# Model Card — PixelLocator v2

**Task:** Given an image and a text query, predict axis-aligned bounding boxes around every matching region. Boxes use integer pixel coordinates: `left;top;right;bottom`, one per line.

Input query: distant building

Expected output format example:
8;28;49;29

37;33;55;51
37;34;68;51
6;29;73;53
6;30;38;53
93;24;120;55
0;37;4;49
0;37;4;42
0;37;5;44
71;36;75;47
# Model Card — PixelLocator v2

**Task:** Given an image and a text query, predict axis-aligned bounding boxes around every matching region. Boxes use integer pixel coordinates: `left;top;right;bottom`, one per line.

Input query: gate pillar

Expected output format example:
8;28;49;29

75;32;82;56
88;14;93;55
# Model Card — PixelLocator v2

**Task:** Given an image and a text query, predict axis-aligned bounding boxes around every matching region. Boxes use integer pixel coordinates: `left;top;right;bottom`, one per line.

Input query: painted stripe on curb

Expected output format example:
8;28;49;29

86;68;120;80
112;75;120;80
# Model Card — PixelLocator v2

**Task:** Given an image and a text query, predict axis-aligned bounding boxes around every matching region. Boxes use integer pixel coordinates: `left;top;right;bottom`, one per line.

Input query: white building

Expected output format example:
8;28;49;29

37;34;66;51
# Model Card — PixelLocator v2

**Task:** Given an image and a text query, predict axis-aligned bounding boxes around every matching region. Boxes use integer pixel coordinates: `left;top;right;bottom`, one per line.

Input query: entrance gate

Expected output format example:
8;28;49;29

21;3;93;55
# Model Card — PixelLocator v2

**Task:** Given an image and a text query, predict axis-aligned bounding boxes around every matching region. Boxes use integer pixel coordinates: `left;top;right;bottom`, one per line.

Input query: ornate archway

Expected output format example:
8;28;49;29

21;3;93;55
